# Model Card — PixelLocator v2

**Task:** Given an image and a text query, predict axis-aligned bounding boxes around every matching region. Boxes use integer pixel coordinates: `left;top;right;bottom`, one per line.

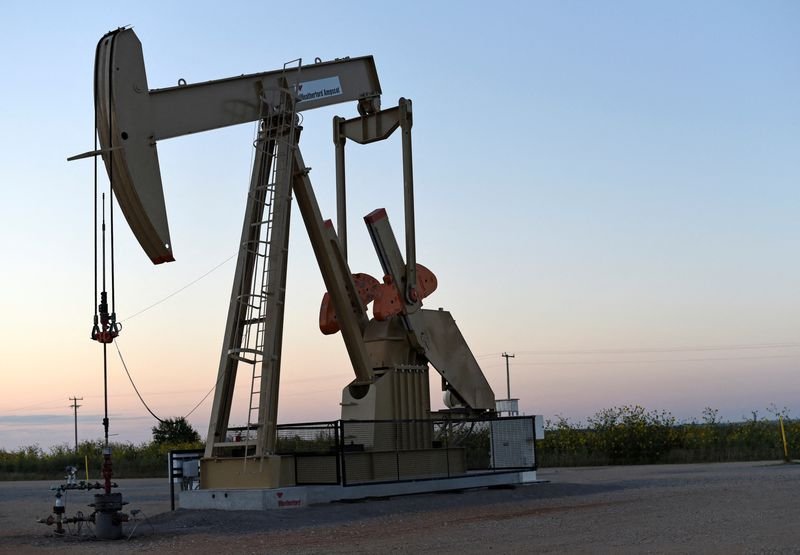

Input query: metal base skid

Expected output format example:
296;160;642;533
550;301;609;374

180;470;539;510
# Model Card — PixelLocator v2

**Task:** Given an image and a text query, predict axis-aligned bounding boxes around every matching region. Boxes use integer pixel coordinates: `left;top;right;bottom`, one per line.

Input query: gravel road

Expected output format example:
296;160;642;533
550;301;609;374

1;461;798;554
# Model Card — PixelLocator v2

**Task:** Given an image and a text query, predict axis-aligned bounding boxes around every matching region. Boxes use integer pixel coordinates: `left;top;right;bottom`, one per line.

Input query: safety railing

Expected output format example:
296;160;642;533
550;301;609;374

276;421;341;485
272;415;536;487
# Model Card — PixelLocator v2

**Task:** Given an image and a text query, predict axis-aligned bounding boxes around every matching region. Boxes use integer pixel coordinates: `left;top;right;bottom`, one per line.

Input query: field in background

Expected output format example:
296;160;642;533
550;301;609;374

539;405;797;467
0;440;202;481
0;405;796;480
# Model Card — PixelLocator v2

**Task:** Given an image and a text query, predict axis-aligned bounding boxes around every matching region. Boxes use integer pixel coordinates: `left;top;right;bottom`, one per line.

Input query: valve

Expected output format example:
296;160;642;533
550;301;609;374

52;488;66;535
53;490;65;513
91;291;120;344
102;447;113;494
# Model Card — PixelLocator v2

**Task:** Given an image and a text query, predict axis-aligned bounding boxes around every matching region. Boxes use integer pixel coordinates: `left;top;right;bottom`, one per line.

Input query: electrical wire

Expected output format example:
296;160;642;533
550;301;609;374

476;342;800;360
183;377;222;419
511;343;800;356
183;390;214;420
481;353;798;367
114;341;165;424
113;339;225;422
121;253;237;322
0;397;71;413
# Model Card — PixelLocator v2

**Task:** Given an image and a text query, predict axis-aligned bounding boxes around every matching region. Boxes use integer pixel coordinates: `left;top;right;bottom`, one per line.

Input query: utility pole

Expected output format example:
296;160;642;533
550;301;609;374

69;396;83;452
501;353;515;399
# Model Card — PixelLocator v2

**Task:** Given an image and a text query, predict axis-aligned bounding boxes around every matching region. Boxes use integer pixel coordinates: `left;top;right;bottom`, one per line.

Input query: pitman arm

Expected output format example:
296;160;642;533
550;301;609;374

291;150;374;386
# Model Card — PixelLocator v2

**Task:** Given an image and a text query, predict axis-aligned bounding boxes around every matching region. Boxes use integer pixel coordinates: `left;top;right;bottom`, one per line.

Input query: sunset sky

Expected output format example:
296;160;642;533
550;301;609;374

1;1;798;450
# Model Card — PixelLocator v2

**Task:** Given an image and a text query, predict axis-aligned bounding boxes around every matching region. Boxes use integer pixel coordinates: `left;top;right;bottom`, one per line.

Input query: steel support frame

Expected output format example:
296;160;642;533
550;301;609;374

204;118;294;458
206;114;378;459
333;98;417;303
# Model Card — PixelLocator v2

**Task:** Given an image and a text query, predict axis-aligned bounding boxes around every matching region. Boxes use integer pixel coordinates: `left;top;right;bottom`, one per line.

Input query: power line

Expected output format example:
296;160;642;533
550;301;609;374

474;343;800;363
501;352;515;399
183;388;215;419
508;342;800;356
121;252;236;322
113;340;225;423
183;368;228;419
1;397;71;413
69;396;83;452
499;353;798;367
113;341;165;424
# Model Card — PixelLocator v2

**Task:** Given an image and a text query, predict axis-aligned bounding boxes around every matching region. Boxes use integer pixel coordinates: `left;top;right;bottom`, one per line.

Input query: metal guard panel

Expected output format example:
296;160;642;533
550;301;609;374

96;29;174;264
418;309;495;410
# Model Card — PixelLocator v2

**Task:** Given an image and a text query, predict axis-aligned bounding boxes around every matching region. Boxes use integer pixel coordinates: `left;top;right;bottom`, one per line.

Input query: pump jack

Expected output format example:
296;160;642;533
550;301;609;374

89;28;495;488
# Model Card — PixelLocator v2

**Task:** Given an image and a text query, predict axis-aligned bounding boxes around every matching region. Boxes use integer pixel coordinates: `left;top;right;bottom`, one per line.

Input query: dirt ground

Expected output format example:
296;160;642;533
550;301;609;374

1;461;798;554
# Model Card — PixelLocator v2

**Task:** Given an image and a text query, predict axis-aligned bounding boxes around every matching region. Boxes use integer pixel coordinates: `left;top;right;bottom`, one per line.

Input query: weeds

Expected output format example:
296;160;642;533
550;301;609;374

538;405;798;467
1;406;795;479
0;439;202;481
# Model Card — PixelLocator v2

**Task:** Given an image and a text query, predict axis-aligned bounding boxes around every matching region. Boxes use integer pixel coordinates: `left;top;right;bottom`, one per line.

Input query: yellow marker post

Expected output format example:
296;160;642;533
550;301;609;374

85;455;90;481
779;416;789;463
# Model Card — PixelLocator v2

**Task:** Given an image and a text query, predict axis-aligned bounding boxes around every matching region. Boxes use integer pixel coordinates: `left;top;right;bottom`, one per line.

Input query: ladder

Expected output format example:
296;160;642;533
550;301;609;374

205;82;300;460
240;99;298;450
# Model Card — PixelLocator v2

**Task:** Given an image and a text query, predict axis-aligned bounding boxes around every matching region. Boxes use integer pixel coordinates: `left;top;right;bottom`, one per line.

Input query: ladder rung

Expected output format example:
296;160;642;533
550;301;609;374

213;440;257;448
236;296;267;307
230;348;262;355
229;355;257;364
236;292;268;301
243;238;271;246
243;247;268;257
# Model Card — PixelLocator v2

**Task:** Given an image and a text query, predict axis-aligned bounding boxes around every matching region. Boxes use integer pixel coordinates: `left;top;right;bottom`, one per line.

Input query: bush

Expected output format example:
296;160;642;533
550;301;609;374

0;439;203;481
538;406;797;467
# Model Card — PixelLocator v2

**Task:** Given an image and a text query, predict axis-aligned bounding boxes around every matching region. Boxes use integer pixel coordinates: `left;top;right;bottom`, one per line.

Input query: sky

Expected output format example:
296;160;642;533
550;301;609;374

0;1;798;451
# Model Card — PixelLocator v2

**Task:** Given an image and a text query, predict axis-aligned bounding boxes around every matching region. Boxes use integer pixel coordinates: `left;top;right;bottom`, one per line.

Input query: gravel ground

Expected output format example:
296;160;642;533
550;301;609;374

1;461;798;554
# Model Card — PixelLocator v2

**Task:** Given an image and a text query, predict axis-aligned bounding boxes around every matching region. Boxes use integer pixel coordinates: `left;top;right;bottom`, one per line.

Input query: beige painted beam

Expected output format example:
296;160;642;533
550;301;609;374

291;150;374;387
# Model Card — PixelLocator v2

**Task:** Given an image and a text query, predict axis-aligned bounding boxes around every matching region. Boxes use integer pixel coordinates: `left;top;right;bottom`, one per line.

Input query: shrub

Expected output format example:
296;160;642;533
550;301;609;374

0;439;203;481
538;406;796;467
